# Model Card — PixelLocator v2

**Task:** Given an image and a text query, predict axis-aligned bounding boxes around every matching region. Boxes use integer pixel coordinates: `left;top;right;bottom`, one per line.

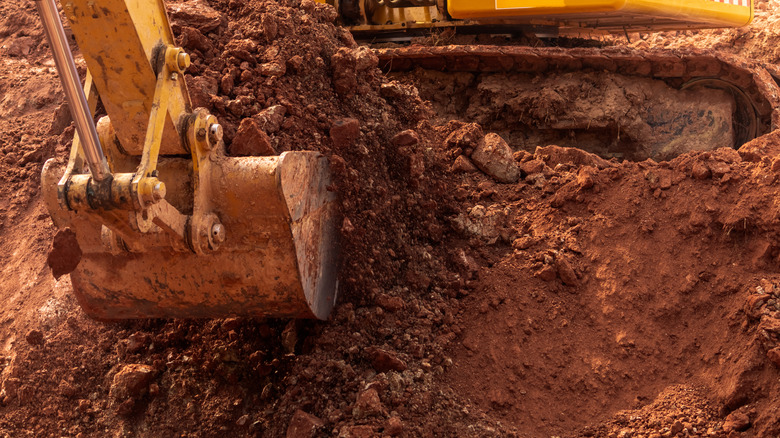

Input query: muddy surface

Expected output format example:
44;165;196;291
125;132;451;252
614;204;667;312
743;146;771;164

3;0;780;437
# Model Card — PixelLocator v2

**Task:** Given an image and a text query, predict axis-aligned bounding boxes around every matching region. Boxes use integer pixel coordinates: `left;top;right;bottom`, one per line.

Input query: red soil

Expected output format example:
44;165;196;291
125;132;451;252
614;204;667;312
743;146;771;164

2;0;780;437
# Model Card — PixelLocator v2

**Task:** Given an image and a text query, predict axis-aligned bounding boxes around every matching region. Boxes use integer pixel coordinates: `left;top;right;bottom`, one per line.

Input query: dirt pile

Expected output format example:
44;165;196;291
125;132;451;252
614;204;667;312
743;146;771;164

446;142;780;436
173;0;454;314
0;0;59;230
2;0;780;437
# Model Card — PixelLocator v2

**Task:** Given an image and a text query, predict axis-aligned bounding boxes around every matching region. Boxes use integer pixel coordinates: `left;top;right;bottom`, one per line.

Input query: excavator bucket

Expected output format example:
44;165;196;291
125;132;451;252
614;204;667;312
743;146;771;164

42;152;339;320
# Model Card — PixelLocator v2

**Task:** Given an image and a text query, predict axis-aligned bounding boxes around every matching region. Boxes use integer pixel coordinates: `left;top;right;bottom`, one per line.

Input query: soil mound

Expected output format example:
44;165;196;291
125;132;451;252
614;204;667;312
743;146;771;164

1;0;780;437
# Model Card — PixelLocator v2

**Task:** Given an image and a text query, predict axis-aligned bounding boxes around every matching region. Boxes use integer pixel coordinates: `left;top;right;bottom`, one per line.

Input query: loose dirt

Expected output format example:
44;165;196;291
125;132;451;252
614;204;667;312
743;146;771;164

3;0;780;437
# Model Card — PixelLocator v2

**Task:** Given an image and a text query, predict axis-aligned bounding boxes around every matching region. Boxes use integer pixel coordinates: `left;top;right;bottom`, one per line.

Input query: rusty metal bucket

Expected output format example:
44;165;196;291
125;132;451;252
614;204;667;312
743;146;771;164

42;151;339;320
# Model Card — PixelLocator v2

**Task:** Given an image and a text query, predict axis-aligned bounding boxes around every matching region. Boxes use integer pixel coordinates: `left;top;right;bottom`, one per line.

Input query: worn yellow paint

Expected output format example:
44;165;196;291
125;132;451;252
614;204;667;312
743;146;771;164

63;0;191;155
131;46;177;207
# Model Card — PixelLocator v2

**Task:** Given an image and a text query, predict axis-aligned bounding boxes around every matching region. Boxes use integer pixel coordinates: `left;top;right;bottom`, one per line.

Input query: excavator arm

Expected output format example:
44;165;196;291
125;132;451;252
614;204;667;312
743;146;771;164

37;0;339;320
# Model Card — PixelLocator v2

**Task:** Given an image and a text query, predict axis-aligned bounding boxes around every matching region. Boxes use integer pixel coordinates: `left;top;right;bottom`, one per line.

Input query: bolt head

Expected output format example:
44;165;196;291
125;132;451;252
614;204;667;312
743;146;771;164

152;181;166;201
210;223;226;244
208;123;223;144
177;51;191;71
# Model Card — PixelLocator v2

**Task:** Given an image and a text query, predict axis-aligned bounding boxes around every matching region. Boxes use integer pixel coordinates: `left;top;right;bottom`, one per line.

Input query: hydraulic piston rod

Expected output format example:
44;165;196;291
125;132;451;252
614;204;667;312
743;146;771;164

35;0;111;182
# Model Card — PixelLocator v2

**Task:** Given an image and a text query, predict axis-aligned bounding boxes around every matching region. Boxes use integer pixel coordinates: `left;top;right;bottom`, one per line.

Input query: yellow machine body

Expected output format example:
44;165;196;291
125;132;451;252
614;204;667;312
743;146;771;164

447;0;753;31
343;0;752;36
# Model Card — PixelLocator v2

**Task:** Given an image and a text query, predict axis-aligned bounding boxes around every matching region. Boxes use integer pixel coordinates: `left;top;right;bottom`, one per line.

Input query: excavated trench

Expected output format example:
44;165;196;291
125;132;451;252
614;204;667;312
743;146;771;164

391;68;742;161
378;45;780;162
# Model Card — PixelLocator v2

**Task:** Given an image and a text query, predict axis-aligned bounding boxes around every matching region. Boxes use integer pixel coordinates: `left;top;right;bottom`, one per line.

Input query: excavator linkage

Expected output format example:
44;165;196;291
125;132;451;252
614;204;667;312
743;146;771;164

37;0;339;320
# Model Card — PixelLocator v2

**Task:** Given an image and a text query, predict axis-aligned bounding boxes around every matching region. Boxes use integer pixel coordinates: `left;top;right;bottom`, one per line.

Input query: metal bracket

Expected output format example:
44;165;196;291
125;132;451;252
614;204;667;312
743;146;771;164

56;45;226;254
130;45;189;208
186;108;226;254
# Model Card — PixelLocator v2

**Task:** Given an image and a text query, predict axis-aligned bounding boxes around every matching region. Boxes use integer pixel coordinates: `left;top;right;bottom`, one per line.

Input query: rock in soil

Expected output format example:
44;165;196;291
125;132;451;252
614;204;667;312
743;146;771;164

555;256;579;286
256;104;287;134
391;129;420;147
452;155;478;173
367;347;407;373
520;159;545;175
722;410;751;432
445;123;483;151
286;410;324;438
535;144;613;169
470;133;520;183
109;364;155;401
330;118;360;150
384;416;404;436
46;228;82;280
230;118;275;156
24;330;43;346
168;0;223;33
352;387;384;419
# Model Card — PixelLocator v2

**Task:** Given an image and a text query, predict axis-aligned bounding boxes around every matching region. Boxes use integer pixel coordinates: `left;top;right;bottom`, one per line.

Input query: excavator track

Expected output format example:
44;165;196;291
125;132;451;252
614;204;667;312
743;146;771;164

376;45;780;159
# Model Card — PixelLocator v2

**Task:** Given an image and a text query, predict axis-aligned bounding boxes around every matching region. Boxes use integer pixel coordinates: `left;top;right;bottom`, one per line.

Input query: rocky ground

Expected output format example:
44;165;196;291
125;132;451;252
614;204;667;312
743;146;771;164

2;0;780;437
